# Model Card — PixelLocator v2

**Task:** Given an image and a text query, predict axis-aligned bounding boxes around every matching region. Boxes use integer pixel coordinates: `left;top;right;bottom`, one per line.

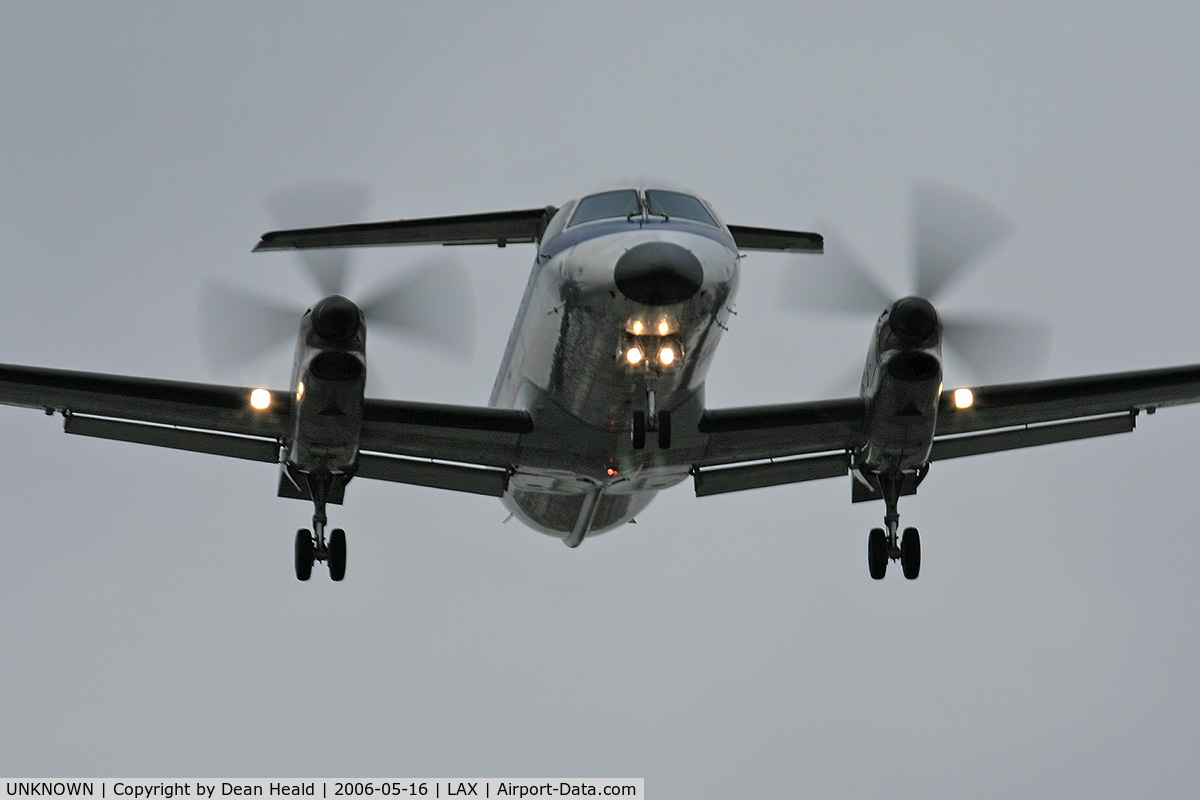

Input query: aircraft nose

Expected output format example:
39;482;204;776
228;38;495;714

614;242;704;305
889;296;939;343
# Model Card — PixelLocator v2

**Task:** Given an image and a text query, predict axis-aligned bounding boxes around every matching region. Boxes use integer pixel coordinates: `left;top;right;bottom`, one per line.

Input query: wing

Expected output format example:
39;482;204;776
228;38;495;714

692;397;866;495
0;363;528;497
930;364;1200;459
692;363;1200;496
253;207;559;251
726;224;824;253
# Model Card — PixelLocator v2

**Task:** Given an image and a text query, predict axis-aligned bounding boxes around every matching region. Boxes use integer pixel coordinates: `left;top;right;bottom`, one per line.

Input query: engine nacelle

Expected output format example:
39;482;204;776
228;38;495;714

858;296;943;473
286;295;366;476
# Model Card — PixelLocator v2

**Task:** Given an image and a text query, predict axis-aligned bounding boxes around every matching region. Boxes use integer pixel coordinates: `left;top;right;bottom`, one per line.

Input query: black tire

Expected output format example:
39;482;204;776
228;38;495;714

631;410;647;449
328;528;347;582
294;529;314;581
901;526;921;580
657;410;672;449
868;527;888;580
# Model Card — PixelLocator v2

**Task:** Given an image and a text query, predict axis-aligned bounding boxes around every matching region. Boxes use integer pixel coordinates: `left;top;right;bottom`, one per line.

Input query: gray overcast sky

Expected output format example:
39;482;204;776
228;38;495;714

3;2;1199;796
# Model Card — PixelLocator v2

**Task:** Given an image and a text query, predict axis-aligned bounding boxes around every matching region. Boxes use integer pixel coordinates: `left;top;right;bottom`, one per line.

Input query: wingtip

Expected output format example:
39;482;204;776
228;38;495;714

252;234;285;253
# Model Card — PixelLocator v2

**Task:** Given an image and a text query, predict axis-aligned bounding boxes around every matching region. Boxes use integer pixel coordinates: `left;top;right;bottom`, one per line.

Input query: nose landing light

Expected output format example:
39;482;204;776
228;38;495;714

622;315;683;371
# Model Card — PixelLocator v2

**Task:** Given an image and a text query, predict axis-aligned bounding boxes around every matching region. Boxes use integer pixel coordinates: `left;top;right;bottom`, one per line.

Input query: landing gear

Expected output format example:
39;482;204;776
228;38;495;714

866;471;922;580
901;526;921;579
295;528;314;581
328;528;347;582
630;389;671;450
868;528;888;580
293;472;348;582
631;410;647;449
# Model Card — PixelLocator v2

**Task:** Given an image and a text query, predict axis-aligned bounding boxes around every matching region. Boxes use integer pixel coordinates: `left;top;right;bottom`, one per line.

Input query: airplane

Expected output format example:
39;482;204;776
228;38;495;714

3;181;1200;582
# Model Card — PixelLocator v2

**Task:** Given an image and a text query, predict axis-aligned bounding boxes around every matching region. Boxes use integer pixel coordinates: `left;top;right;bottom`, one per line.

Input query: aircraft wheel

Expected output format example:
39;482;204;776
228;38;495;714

295;528;314;581
328;528;347;582
901;526;921;580
657;410;672;449
631;411;647;449
868;527;888;580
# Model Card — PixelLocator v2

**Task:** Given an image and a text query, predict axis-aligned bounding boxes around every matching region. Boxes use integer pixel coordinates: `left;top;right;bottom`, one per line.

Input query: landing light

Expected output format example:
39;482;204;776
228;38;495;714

658;346;676;366
626;347;644;365
632;321;645;335
657;320;670;336
953;388;974;410
250;388;272;410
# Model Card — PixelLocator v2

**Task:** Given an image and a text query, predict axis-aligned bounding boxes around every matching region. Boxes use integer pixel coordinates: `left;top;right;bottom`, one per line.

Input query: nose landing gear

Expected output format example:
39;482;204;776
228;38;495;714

630;388;672;450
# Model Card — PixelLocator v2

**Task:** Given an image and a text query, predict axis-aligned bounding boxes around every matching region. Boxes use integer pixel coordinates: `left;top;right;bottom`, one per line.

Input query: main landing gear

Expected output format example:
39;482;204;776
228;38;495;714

294;472;347;582
867;472;921;580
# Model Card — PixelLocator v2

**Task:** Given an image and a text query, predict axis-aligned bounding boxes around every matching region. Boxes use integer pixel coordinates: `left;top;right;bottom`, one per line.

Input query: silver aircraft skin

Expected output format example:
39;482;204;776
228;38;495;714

5;181;1200;582
489;189;739;543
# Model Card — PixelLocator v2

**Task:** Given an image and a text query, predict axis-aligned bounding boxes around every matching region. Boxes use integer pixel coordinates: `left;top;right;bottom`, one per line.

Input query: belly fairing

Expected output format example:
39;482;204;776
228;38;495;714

502;488;657;538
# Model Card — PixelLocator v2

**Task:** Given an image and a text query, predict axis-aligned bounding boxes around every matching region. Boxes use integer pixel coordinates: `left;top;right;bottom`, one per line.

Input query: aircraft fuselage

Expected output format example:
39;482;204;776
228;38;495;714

488;191;739;541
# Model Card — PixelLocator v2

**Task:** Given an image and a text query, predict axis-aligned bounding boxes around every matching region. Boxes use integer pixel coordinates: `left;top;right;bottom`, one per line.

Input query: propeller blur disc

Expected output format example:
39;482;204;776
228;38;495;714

264;180;372;297
199;181;477;384
912;181;1014;302
779;182;1049;385
198;280;299;373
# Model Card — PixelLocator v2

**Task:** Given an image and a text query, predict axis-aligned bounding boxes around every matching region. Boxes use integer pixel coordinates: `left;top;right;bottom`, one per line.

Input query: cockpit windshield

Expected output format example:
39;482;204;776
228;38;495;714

644;190;719;227
564;188;721;230
568;190;641;227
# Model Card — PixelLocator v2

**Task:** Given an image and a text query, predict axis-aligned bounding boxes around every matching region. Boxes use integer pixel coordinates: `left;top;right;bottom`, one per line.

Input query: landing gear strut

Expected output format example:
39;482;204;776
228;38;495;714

868;471;921;581
293;472;347;582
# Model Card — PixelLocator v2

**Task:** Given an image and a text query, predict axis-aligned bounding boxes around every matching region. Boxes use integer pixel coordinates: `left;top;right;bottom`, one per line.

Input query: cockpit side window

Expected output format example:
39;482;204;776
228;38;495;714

644;190;719;227
568;190;641;227
540;201;575;245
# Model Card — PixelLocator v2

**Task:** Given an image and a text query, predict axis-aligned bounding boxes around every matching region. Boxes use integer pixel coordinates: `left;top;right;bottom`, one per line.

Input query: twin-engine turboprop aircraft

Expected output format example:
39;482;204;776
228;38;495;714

3;182;1200;582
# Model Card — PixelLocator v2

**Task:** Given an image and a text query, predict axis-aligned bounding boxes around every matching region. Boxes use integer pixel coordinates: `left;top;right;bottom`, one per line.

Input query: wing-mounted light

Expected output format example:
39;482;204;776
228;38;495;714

249;388;273;410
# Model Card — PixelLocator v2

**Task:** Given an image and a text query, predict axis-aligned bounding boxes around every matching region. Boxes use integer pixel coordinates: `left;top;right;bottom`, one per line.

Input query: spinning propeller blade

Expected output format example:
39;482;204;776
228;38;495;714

199;181;477;380
198;281;299;373
940;313;1052;384
911;181;1014;301
264;180;371;297
779;226;893;315
779;182;1050;384
360;255;476;358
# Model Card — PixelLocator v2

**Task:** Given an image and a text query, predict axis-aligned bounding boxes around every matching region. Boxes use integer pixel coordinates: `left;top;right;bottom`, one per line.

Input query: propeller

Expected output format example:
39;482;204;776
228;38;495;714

199;180;476;380
779;181;1051;384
